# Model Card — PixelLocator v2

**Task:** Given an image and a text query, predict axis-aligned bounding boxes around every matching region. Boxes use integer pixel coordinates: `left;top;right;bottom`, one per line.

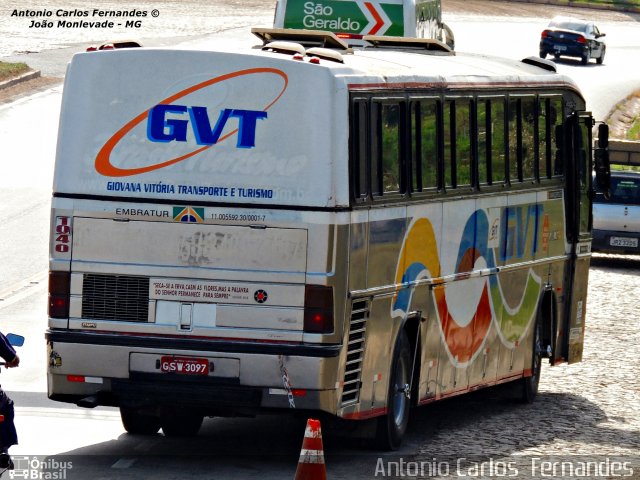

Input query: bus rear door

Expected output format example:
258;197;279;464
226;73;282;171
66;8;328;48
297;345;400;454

563;112;594;364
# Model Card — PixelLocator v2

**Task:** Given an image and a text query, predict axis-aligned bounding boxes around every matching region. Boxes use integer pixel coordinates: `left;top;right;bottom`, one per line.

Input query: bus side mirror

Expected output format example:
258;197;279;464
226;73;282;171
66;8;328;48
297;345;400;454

5;333;24;347
594;123;611;199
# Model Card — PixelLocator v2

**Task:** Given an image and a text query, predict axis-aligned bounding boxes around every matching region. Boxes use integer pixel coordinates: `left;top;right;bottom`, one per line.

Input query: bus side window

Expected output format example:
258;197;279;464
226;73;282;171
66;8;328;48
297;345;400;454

522;96;536;181
370;100;405;197
551;97;564;176
455;98;472;188
443;98;472;189
371;102;382;196
477;99;490;185
508;97;521;183
352;100;369;201
443;100;454;189
380;103;403;194
490;99;507;185
538;98;550;180
410;100;439;192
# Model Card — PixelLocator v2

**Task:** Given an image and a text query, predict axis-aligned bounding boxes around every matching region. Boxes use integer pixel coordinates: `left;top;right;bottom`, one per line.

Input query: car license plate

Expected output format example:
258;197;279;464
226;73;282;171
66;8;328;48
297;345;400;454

609;237;638;248
160;356;209;375
554;46;567;51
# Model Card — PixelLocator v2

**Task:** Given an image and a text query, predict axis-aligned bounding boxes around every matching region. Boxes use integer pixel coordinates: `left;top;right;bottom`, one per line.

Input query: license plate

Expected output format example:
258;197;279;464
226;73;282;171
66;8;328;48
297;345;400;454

160;356;209;375
554;46;567;51
610;236;638;248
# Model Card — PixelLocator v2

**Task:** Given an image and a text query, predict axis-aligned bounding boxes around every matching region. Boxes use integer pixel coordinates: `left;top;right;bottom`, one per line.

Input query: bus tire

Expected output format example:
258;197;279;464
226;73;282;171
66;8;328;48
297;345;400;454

521;317;543;403
120;406;161;435
376;329;411;450
161;411;204;437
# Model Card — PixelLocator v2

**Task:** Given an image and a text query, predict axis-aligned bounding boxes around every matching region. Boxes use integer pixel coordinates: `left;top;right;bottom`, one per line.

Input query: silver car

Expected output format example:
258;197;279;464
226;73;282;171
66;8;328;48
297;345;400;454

593;171;640;254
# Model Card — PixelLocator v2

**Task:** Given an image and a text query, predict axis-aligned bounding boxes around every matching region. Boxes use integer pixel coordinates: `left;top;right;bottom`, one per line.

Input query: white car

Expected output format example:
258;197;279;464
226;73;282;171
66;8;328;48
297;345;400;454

593;171;640;254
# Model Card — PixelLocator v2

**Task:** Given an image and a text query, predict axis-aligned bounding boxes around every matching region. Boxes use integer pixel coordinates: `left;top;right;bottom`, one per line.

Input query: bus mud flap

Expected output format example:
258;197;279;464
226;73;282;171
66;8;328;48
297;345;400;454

405;310;423;400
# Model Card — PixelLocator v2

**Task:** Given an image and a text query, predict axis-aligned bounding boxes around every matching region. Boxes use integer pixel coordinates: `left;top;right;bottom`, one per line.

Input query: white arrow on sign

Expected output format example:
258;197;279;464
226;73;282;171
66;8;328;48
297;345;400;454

357;0;393;36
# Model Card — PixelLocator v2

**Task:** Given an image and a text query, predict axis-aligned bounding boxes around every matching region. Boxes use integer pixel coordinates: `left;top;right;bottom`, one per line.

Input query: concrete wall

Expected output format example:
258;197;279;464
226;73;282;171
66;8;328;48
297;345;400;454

486;0;640;14
609;139;640;167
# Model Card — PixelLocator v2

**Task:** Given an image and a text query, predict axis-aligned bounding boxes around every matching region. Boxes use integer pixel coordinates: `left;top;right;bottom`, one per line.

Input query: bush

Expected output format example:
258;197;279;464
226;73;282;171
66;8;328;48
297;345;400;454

0;62;29;82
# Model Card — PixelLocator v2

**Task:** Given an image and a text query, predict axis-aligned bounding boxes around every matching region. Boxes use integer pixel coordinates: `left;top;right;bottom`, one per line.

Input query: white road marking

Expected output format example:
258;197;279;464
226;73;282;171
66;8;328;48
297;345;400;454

0;270;48;309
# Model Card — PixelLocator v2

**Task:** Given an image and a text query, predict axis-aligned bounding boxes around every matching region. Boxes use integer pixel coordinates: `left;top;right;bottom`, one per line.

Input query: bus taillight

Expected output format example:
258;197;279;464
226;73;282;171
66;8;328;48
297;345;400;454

48;271;71;318
304;285;334;334
336;33;363;40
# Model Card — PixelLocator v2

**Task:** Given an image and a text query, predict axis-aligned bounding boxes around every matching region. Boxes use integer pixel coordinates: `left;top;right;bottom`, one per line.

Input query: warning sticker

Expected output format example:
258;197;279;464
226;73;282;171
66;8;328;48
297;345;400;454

149;278;303;306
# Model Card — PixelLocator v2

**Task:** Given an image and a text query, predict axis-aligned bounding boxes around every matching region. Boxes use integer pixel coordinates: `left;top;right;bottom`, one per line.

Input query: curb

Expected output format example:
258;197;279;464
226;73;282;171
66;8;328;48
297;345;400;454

0;69;41;91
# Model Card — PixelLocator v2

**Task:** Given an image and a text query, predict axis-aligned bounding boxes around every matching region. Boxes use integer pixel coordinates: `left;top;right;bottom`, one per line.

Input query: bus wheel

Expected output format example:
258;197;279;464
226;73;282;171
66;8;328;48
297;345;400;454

161;410;204;437
376;330;411;450
521;318;543;403
120;406;161;435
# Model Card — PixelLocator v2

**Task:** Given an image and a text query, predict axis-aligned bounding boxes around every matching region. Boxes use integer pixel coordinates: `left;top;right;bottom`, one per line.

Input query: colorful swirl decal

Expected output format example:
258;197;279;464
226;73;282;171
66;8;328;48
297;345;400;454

393;209;541;365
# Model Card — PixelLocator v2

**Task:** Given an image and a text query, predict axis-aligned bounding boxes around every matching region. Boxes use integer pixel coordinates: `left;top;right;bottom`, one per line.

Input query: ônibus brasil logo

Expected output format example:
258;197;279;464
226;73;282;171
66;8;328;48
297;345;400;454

95;68;288;177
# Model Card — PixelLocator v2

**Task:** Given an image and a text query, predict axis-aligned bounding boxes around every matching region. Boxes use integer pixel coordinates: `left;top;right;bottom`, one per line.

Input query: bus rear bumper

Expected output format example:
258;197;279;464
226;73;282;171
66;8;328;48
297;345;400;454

46;330;342;416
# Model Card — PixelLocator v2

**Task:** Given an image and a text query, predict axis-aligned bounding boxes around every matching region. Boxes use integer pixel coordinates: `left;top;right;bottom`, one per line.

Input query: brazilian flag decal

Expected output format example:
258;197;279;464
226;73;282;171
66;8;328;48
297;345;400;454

173;207;205;223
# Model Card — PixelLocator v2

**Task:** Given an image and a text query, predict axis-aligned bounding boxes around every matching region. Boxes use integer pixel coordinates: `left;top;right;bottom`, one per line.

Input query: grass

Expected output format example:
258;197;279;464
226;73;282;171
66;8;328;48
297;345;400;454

620;91;640;141
503;0;640;10
627;115;640;141
565;0;640;7
0;61;29;82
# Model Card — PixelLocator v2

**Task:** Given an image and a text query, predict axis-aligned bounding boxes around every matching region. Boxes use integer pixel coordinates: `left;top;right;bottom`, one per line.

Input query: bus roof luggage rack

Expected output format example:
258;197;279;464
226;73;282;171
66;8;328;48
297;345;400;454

252;28;349;50
363;36;453;53
261;42;346;63
521;56;557;73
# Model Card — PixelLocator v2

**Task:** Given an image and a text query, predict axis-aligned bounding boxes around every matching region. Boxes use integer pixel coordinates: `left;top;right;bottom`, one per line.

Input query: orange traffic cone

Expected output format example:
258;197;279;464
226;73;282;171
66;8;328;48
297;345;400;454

294;418;327;480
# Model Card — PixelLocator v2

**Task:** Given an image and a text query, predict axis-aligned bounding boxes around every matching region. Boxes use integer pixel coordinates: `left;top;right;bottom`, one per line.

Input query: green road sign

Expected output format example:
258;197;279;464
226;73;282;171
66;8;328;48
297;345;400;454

283;0;404;37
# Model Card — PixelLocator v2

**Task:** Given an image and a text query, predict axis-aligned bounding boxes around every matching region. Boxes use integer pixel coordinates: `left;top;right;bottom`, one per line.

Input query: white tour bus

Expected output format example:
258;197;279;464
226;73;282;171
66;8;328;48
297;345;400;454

47;26;609;449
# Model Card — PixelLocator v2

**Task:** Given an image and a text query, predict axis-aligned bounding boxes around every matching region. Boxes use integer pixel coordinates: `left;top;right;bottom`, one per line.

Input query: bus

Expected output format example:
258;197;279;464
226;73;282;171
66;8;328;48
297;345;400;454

46;27;610;449
273;0;455;48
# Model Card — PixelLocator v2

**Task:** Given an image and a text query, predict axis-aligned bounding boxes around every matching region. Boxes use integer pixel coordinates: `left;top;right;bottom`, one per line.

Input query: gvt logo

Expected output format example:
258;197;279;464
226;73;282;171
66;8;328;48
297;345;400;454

95;68;288;177
146;106;267;148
